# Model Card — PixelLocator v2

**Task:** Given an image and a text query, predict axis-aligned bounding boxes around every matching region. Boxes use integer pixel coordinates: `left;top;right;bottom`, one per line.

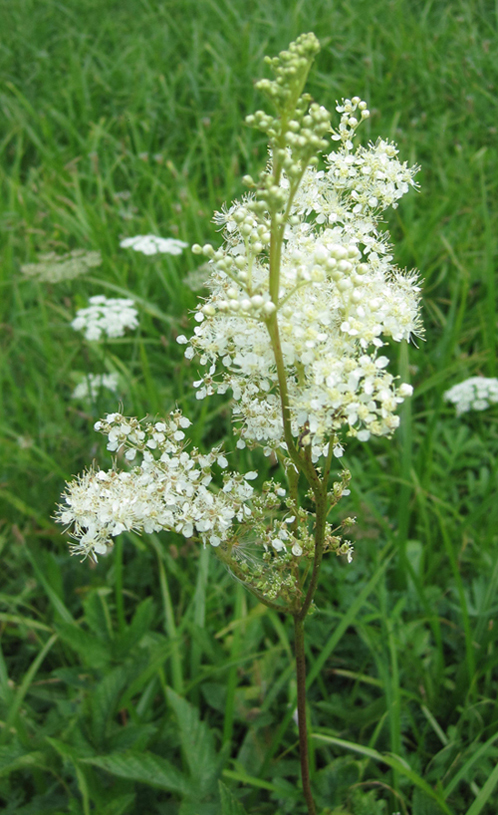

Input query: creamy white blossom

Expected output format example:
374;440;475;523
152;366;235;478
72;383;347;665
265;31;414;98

181;98;421;457
444;377;498;415
120;235;188;255
71;296;138;341
56;410;262;561
71;373;120;401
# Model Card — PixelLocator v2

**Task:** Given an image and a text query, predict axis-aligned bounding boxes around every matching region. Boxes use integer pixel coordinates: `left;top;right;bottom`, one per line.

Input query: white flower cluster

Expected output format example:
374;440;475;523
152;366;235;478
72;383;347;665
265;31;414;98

178;99;421;457
444;377;498;416
71;372;120;401
56;410;264;561
120;235;188;256
71;295;138;341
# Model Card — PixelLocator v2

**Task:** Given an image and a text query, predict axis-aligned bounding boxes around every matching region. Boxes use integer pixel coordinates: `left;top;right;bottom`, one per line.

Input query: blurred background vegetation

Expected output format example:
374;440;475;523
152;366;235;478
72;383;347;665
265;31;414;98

0;0;497;812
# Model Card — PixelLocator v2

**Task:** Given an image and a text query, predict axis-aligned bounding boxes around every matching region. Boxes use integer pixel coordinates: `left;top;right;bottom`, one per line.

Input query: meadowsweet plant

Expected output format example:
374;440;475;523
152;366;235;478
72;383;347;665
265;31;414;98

57;33;421;814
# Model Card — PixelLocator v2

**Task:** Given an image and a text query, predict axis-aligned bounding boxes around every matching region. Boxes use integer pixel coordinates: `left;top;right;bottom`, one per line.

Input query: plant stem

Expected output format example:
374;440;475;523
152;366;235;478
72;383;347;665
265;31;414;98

298;481;328;621
114;537;126;634
294;615;316;815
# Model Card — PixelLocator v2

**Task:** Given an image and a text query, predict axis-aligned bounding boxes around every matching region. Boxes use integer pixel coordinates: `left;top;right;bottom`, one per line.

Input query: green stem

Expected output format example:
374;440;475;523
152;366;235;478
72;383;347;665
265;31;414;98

114;537;126;634
156;553;184;695
294;615;316;815
298;482;328;621
266;314;320;491
223;582;245;744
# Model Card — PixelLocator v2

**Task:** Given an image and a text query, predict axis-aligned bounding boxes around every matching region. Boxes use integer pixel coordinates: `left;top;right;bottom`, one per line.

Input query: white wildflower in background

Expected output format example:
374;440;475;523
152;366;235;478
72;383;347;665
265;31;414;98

71;295;138;341
71;373;120;401
21;249;101;283
444;377;498;415
120;235;188;255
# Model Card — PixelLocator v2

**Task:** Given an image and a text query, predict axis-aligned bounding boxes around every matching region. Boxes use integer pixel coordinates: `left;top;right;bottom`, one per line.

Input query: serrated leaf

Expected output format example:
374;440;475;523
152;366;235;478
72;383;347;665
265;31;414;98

55;622;111;669
91;665;130;748
82;750;190;794
46;735;94;765
113;597;155;658
179;799;218;815
107;723;157;753
0;745;46;777
83;590;113;642
219;781;248;815
99;793;136;815
166;687;226;796
413;788;447;815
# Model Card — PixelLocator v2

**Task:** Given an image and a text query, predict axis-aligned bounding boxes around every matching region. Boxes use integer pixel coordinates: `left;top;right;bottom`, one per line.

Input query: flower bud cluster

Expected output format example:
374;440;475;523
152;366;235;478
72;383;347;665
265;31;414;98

253;32;320;112
244;34;331;212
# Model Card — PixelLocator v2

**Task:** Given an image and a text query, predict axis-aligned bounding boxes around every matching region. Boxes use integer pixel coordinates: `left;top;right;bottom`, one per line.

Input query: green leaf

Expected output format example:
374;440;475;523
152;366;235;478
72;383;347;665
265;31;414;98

413;788;447;815
443;730;498;798
99;794;136;815
113;597;155;658
166;687;226;796
82;750;190;794
465;760;498;815
55;622;111;669
107;723;157;753
0;745;47;777
24;548;74;624
219;781;249;815
83;590;113;641
313;734;455;815
91;665;129;748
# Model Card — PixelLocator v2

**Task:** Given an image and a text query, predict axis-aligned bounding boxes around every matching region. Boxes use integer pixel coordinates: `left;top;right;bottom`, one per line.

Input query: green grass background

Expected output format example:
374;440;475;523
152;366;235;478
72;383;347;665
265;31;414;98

1;0;498;812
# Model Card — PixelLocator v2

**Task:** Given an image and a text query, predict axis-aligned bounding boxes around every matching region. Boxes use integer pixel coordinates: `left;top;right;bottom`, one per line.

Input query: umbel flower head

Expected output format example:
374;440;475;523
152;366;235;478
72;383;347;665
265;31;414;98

120;235;188;255
71;295;138;341
444;376;498;415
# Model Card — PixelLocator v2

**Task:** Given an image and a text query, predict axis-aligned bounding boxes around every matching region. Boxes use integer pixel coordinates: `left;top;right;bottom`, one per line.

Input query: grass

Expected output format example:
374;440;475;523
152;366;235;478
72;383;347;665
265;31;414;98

1;0;498;812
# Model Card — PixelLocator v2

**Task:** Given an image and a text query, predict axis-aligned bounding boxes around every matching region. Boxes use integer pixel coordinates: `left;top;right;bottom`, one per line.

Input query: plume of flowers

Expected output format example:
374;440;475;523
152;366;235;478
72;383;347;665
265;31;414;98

178;101;420;460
